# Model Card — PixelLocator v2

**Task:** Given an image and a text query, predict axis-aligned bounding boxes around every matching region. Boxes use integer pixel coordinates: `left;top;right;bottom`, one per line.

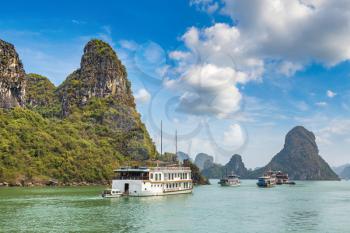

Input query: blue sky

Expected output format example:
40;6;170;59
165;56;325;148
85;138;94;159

2;0;350;168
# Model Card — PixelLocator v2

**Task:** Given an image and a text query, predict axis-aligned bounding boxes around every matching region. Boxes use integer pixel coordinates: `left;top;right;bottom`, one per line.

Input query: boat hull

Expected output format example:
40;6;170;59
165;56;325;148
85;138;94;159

219;182;240;187
127;188;193;197
256;183;274;188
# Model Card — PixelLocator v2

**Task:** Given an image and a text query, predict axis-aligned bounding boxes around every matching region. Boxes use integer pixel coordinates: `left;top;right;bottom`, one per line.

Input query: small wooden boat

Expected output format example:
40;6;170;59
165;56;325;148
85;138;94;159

102;188;122;198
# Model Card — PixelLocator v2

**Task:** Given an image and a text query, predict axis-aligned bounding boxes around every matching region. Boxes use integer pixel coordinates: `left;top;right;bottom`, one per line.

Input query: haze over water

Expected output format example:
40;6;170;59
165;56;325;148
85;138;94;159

1;180;349;233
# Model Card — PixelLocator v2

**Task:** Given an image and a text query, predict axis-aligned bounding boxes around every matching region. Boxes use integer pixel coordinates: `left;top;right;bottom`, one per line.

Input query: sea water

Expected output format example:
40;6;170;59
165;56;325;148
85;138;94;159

0;180;350;233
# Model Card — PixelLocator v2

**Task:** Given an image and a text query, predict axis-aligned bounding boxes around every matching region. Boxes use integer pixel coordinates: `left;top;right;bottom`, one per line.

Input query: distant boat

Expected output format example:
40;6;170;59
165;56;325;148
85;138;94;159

257;170;296;187
275;171;289;185
219;172;240;187
257;171;276;188
102;188;122;198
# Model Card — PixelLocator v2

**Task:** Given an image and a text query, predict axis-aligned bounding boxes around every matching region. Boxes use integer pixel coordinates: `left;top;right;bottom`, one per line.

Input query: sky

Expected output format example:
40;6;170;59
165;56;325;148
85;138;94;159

2;0;350;168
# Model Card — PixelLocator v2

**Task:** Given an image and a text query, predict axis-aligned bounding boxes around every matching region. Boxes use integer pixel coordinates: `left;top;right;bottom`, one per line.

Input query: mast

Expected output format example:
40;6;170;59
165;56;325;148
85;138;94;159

160;120;163;157
175;129;178;156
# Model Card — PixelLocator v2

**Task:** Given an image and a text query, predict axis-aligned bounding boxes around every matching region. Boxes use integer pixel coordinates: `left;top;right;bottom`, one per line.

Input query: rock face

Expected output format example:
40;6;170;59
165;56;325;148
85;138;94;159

57;39;134;116
249;126;339;180
202;154;248;179
0;39;26;108
225;154;248;177
194;153;214;170
176;151;190;162
56;39;155;160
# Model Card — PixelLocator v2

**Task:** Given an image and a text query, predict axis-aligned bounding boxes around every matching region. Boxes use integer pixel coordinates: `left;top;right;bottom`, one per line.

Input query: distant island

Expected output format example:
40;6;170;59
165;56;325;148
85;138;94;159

0;39;207;187
199;126;339;180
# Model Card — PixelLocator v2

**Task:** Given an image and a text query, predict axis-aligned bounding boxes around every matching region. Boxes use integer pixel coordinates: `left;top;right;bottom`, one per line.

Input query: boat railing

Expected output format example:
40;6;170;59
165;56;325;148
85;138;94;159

114;177;149;180
150;167;191;171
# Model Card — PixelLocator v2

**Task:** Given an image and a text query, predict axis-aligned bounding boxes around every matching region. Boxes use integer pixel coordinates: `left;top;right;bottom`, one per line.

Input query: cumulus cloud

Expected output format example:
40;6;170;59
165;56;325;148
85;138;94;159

168;23;263;117
327;90;337;98
220;0;350;65
135;88;151;103
171;0;350;117
170;64;242;117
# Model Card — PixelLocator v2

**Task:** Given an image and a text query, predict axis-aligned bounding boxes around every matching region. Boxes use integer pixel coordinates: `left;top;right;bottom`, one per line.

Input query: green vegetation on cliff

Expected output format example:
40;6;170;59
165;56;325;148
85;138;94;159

26;73;60;117
0;39;157;186
0;108;122;185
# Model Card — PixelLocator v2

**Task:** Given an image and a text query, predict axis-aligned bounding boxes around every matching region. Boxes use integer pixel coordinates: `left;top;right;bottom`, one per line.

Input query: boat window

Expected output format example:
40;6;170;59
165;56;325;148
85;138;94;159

150;173;153;179
159;174;162;180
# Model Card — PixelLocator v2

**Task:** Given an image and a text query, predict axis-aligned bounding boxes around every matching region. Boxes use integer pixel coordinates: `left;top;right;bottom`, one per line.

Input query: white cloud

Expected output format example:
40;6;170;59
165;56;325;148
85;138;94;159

173;0;350;118
277;61;303;77
315;101;327;107
223;123;246;148
135;88;151;103
71;19;86;25
327;90;337;98
220;0;350;65
316;118;350;145
190;0;219;14
168;51;191;60
170;64;242;117
119;40;139;51
180;23;264;82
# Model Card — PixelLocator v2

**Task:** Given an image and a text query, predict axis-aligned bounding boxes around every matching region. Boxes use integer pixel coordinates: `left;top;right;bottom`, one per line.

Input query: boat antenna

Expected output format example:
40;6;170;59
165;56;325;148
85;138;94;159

175;129;179;165
160;120;163;157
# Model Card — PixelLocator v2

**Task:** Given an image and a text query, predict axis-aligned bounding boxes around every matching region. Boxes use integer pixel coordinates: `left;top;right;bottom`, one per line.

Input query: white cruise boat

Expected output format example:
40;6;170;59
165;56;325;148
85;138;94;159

219;174;240;187
111;166;193;196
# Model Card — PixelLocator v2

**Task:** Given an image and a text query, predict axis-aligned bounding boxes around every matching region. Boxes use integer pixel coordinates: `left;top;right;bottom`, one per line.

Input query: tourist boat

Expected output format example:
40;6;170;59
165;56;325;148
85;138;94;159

275;171;289;185
101;188;122;198
257;176;276;188
110;166;193;196
218;173;240;187
257;171;276;188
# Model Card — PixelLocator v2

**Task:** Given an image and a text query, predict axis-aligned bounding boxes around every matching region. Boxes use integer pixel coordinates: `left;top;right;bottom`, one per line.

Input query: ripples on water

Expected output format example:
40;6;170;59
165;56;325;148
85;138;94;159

1;180;350;233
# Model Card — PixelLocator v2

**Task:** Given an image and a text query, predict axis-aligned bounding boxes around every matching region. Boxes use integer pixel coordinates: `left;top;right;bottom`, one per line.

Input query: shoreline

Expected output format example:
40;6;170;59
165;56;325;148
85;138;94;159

0;181;110;188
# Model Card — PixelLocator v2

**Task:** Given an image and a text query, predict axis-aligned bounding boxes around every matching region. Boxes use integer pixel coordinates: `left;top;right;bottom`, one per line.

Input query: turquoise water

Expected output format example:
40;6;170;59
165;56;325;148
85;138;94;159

1;180;350;233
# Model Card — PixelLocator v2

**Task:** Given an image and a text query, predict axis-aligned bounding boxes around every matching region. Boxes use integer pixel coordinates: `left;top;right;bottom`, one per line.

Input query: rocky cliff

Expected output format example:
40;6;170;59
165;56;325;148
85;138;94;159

194;153;214;170
249;126;339;180
0;39;26;108
57;39;134;116
225;154;248;177
176;151;190;162
55;39;155;160
202;154;248;179
0;38;156;185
